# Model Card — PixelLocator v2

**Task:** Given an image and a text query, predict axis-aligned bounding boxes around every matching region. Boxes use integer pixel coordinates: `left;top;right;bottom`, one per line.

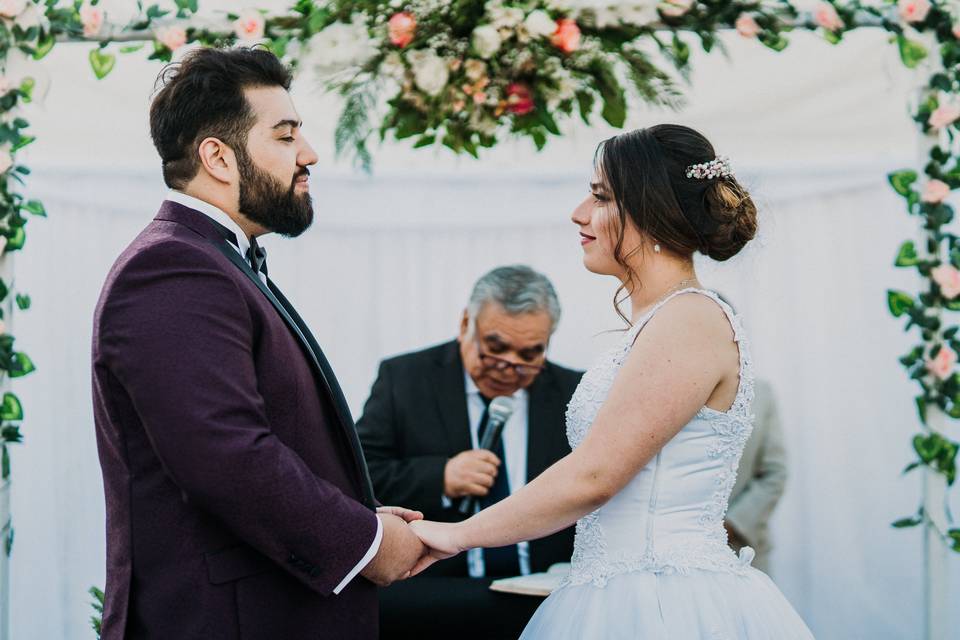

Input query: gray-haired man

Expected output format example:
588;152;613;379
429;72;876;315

357;266;582;638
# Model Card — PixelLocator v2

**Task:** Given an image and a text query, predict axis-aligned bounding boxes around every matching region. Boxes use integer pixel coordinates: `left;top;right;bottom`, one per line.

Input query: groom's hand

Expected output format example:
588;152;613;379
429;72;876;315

361;513;426;587
376;505;424;523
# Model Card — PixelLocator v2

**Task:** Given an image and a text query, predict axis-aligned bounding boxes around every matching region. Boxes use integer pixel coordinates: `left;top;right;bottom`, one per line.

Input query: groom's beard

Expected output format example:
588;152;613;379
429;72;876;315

236;148;313;237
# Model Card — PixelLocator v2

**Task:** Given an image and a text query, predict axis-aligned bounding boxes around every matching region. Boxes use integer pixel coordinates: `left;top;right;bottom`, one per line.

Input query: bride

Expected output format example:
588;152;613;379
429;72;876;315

409;124;815;638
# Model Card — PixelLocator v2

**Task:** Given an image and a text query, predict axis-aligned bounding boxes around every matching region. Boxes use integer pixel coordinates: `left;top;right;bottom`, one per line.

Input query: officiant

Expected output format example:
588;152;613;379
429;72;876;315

356;265;582;639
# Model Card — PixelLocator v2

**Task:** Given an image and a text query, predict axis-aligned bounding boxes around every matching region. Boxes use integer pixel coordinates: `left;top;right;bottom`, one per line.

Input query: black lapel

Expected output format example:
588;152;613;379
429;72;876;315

526;365;565;483
432;342;472;455
210;239;376;508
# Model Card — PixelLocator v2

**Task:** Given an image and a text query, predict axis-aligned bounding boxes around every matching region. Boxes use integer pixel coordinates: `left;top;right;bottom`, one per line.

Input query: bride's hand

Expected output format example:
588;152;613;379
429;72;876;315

408;520;465;576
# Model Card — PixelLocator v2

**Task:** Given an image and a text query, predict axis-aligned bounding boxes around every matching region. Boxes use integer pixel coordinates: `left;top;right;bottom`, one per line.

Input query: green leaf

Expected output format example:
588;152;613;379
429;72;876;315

0;393;22;421
895;241;920;267
898;35;928;69
413;134;435;148
22;200;45;217
889;169;918;197
119;44;145;54
9;352;35;378
89;48;116;80
4;227;24;252
1;445;8;480
903;460;922;474
33;33;54;60
887;290;915;317
917;395;928;425
914;433;943;464
15;294;29;311
575;92;594;124
892;515;923;528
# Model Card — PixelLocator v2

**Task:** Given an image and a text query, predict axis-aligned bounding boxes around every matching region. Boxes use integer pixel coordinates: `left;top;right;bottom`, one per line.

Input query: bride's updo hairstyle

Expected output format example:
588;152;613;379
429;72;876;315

596;124;757;265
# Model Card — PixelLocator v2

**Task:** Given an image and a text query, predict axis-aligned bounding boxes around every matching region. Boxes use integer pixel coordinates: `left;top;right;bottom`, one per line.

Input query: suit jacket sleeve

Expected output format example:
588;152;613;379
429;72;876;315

99;241;378;596
356;360;449;519
725;388;788;547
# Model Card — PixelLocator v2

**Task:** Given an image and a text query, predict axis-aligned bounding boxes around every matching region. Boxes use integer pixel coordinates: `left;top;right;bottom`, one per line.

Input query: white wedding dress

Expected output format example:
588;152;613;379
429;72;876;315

520;288;814;639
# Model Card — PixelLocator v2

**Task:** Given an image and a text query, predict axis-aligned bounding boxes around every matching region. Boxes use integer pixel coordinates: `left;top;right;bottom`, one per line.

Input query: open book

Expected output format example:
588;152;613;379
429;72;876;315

488;563;571;597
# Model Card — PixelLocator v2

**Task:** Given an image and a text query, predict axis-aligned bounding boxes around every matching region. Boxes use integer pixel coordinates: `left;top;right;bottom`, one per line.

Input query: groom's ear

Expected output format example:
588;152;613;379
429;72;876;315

196;137;236;185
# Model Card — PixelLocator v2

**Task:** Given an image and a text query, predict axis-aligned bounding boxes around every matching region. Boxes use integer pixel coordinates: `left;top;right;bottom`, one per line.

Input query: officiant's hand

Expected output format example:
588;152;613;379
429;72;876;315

407;520;465;576
444;449;501;498
361;514;426;587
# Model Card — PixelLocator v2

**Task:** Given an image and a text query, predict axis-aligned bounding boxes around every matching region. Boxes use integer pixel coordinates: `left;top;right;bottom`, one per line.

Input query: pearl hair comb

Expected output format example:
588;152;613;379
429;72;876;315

685;155;733;180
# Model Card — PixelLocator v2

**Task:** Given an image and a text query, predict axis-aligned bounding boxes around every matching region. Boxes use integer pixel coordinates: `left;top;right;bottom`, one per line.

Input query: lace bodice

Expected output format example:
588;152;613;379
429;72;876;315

562;288;756;588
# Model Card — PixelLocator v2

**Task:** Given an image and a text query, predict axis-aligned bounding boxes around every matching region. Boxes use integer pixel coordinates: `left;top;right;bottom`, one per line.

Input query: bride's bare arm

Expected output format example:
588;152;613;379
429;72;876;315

411;295;737;564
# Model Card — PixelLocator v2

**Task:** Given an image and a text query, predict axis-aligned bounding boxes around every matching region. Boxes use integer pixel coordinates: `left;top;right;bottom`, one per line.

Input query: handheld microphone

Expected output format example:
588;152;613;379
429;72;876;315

459;396;515;515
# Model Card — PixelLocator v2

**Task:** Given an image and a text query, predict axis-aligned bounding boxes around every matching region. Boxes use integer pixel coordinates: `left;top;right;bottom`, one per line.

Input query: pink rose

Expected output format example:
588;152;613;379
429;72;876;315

157;26;187;51
0;0;25;19
953;23;960;39
473;91;486;104
659;0;694;18
929;103;960;130
550;19;581;53
899;0;930;24
814;2;844;32
927;344;958;380
506;83;535;115
933;264;960;299
234;10;265;41
923;179;950;204
735;14;761;38
388;12;416;48
80;4;104;37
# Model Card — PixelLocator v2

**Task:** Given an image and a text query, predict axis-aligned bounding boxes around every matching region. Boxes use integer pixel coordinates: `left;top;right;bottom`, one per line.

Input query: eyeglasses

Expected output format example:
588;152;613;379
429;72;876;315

474;335;546;379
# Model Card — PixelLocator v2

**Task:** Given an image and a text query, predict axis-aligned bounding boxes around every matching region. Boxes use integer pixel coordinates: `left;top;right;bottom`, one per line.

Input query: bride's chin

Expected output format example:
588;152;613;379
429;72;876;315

582;254;617;276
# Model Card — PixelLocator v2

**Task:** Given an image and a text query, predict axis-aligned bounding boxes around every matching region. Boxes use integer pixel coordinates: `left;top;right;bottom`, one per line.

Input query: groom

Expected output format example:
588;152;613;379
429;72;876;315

91;47;424;639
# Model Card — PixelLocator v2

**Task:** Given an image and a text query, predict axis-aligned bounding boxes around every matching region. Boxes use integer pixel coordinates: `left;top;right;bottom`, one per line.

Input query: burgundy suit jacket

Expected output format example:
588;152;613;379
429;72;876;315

91;200;380;639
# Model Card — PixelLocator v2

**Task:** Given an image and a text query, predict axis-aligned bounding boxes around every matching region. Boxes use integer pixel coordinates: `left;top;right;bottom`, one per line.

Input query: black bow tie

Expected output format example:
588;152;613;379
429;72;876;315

246;235;268;277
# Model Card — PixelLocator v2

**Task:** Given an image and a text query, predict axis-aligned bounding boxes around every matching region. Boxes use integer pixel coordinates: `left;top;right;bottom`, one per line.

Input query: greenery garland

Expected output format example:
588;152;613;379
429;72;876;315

0;0;951;636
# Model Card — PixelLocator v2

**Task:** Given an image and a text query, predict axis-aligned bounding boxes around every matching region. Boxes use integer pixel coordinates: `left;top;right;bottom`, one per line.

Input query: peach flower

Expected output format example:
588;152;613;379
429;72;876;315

0;0;25;19
953;23;960;39
157;26;187;51
234;10;265;41
80;3;104;37
927;345;958;380
933;264;960;299
929;103;960;130
814;2;844;32
899;0;931;24
388;12;416;48
922;179;950;204
551;19;581;53
735;14;761;38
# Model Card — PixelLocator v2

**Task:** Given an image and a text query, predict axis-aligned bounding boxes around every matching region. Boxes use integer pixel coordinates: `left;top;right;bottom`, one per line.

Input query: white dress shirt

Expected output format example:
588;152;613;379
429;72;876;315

164;190;383;594
444;371;531;578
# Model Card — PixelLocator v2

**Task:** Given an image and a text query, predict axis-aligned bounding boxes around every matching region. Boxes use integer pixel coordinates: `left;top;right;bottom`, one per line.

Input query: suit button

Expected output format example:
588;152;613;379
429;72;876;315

287;553;298;565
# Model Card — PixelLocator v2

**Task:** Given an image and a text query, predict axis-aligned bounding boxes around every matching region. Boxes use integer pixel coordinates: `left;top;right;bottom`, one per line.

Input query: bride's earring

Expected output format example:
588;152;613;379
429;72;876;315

653;243;661;254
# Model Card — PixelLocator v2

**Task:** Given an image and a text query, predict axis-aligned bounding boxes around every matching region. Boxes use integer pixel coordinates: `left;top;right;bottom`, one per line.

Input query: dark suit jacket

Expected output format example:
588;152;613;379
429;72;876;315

356;340;582;576
92;201;380;640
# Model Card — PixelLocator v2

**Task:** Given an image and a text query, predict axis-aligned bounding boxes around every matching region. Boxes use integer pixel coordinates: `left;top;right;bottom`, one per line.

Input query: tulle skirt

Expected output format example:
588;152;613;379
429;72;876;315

519;567;815;639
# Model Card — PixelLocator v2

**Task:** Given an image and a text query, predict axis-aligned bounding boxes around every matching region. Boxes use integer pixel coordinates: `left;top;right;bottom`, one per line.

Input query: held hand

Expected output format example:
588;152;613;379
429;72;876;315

444;449;501;499
377;505;425;523
407;520;465;576
361;514;427;587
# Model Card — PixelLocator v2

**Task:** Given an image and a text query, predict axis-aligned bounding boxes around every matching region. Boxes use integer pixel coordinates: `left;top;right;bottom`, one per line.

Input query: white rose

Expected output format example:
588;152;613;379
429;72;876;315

311;16;377;73
472;25;502;59
408;50;449;96
380;51;407;81
489;4;525;29
617;3;660;25
524;10;557;38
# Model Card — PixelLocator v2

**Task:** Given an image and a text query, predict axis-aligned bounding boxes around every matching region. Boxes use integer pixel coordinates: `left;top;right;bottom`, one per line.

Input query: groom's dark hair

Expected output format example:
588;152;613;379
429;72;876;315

149;46;293;189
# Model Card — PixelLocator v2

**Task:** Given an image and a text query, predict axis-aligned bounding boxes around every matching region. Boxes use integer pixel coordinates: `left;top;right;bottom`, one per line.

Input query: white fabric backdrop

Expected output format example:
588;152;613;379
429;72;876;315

3;16;958;640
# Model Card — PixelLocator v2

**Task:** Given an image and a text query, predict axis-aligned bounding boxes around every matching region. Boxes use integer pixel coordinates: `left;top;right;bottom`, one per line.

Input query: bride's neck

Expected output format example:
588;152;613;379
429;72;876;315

623;255;698;323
